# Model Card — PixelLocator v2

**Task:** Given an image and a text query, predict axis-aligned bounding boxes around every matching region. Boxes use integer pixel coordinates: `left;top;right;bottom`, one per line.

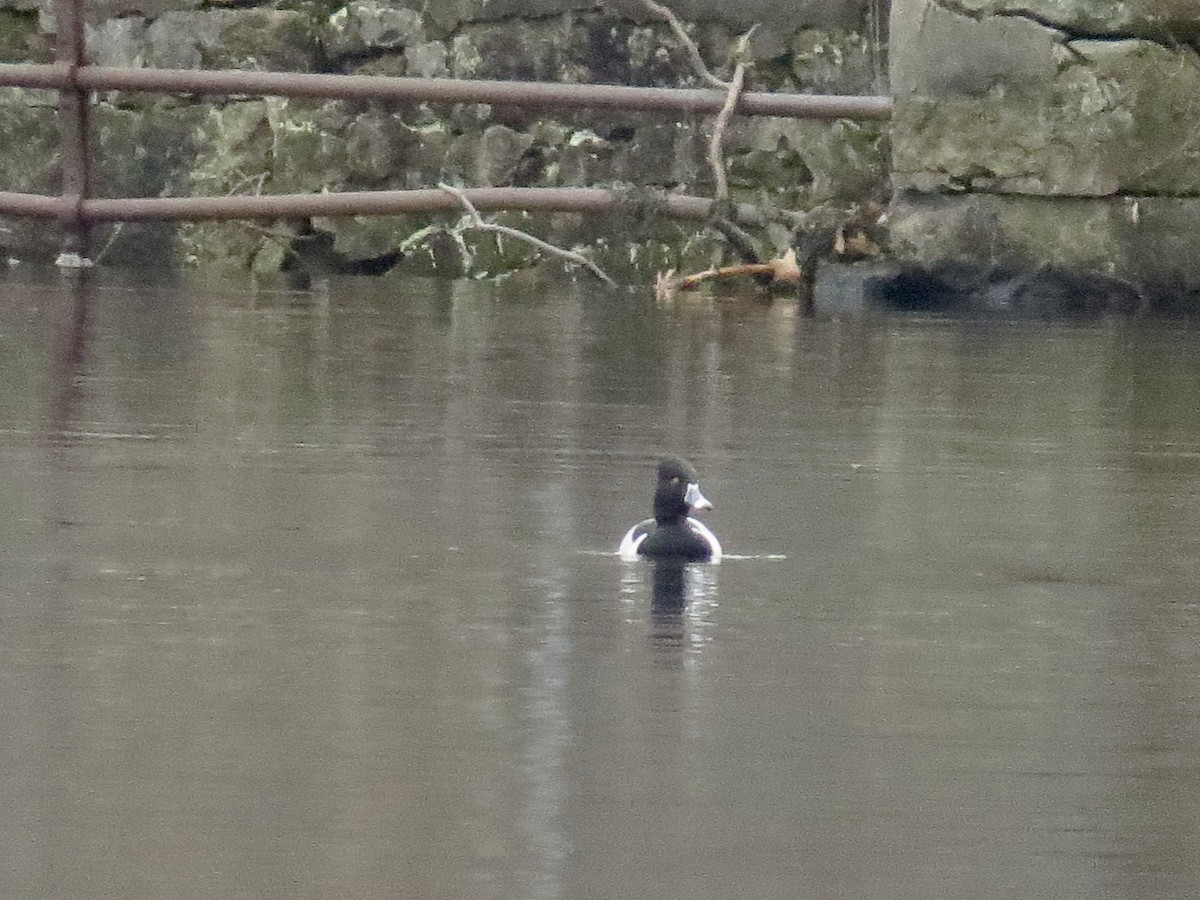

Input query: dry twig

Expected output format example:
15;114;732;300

641;0;756;199
707;28;755;201
639;0;729;89
644;6;771;297
437;182;617;286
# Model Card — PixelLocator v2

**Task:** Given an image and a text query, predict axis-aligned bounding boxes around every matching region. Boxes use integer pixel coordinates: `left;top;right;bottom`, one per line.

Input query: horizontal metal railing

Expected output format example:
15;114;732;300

0;63;893;120
6;0;893;260
0;186;765;222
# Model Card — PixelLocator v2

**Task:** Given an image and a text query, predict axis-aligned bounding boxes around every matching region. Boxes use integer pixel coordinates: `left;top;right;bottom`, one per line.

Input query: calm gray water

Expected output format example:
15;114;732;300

4;268;1200;899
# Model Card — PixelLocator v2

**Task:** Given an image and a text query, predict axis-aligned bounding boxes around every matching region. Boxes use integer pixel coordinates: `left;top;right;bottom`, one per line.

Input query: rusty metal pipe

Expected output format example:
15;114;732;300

0;63;68;90
0;62;893;120
0;187;742;223
0;191;70;217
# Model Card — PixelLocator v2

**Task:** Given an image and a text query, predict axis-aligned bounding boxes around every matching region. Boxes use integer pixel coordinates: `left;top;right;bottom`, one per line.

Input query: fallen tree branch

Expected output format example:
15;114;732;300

437;182;617;287
655;248;801;300
680;261;777;289
708;216;763;266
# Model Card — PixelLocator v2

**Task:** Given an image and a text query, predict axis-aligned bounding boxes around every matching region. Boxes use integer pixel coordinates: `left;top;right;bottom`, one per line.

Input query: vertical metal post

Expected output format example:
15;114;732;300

56;0;91;261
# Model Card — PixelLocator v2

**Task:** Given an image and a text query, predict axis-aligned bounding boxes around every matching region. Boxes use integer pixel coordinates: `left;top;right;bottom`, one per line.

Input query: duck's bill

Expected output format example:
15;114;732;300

684;482;713;511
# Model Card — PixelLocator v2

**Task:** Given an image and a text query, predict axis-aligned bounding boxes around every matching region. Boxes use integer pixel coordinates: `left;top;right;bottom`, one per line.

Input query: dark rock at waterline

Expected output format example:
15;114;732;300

865;263;1150;318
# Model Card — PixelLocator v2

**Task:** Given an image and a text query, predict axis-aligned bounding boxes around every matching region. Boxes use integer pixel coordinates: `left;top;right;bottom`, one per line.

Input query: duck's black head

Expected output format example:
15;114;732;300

653;456;713;525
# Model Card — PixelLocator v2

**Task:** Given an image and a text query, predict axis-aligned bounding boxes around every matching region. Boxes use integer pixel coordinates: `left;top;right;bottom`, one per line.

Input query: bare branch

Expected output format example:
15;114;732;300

640;0;728;89
437;182;617;287
707;26;755;201
91;222;125;265
708;69;742;197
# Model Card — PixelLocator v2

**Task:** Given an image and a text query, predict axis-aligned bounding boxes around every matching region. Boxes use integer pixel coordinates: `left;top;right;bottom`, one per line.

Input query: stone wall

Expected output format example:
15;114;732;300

890;0;1200;291
0;0;888;275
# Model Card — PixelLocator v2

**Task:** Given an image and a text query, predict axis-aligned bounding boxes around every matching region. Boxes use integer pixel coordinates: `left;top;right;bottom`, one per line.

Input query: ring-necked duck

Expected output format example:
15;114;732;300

618;457;722;563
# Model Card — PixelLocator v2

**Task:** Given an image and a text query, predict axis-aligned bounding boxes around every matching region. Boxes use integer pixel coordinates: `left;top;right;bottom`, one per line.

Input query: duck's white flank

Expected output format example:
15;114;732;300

686;516;722;563
616;516;722;563
617;518;653;560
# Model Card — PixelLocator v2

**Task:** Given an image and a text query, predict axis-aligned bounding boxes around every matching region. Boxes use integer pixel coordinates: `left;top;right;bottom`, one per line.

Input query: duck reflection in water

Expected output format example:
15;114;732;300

651;560;689;613
649;561;688;648
647;561;723;653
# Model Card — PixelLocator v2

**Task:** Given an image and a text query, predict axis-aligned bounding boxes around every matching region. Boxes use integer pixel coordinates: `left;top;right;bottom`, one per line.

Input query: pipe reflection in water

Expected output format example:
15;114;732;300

47;272;94;446
44;273;95;533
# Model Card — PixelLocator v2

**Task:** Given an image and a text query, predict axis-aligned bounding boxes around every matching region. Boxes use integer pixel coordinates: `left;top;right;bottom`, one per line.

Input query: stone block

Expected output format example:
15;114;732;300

325;2;425;60
266;99;352;193
406;40;449;78
314;214;425;261
891;3;1059;97
150;9;320;71
34;0;203;26
0;87;57;259
1073;39;1200;195
343;111;417;183
789;29;882;95
889;192;1200;286
0;8;43;62
93;100;203;198
0;89;55;190
87;9;321;71
731;116;887;202
889;192;1120;269
932;0;1200;35
475;124;535;186
608;0;870;31
892;5;1200;198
